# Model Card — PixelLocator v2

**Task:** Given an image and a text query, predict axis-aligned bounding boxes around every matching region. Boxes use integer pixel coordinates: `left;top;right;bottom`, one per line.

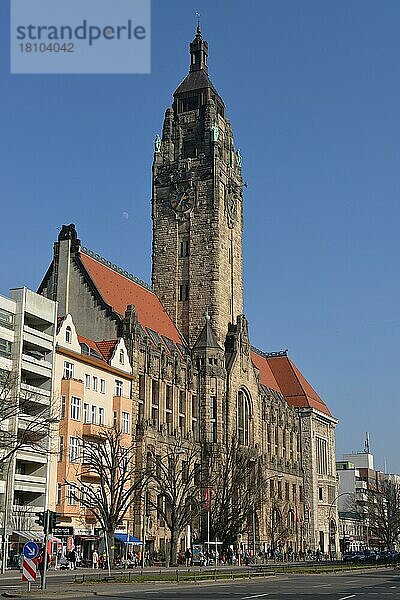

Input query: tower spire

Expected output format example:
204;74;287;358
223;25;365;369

190;17;208;72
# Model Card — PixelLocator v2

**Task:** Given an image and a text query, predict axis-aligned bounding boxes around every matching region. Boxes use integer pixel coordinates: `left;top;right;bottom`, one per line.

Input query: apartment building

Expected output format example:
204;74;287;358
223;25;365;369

0;287;57;566
337;451;385;551
49;314;133;560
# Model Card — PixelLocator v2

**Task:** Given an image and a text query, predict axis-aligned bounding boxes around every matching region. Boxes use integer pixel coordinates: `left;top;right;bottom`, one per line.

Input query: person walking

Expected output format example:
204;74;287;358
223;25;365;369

184;547;192;567
92;549;99;569
37;547;50;589
68;547;77;570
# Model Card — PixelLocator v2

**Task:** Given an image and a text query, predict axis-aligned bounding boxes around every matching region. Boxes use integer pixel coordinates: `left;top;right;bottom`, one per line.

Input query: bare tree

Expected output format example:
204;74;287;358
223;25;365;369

146;439;202;567
0;370;59;466
67;427;144;566
366;478;400;550
207;436;267;550
265;496;291;554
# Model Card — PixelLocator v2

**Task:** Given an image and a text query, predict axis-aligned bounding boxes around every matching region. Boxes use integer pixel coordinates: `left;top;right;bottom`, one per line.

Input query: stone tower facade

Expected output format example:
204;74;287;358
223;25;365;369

152;26;243;347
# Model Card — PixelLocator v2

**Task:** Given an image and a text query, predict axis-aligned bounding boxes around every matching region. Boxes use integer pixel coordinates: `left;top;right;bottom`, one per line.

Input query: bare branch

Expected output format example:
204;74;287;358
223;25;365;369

146;438;202;566
65;427;144;565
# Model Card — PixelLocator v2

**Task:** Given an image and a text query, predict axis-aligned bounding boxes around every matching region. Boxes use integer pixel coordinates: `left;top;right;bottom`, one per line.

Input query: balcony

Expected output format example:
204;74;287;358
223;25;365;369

355;491;368;503
18;412;48;429
82;423;103;438
20;382;51;404
21;353;52;378
14;476;46;494
80;468;101;481
13;503;45;513
16;449;47;464
14;473;47;488
24;325;53;350
355;481;367;491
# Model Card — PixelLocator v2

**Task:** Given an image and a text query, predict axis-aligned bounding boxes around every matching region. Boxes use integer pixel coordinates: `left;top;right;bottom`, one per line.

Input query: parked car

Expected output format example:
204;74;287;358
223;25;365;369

363;550;379;562
378;550;399;562
343;551;366;563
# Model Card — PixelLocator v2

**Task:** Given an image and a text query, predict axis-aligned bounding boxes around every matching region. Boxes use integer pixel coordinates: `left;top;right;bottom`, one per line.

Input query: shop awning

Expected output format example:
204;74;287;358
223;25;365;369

114;533;142;545
12;531;62;544
12;530;43;542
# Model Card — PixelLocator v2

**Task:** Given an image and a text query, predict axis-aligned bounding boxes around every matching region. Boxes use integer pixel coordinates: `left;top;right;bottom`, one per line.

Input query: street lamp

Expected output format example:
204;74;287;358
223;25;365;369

327;492;353;560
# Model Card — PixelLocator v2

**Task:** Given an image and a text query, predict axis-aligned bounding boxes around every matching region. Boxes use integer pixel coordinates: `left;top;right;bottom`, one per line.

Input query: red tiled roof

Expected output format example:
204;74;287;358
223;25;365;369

96;340;117;362
77;335;119;364
267;355;332;416
251;350;282;393
79;252;184;345
77;335;105;360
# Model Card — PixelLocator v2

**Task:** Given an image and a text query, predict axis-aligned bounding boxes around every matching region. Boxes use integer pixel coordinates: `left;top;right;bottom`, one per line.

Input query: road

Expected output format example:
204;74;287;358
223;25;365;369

1;568;400;599
88;570;400;599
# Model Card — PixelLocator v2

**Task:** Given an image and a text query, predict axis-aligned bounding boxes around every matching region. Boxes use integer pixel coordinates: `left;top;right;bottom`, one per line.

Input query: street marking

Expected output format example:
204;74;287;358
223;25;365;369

241;595;269;599
338;596;356;600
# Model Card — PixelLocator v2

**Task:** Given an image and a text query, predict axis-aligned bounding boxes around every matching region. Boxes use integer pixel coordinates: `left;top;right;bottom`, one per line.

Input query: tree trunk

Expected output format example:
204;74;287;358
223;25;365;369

106;529;115;571
169;531;178;567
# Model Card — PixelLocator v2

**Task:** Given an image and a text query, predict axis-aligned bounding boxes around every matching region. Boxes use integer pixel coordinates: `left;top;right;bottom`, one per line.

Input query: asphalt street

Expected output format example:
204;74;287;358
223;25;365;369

84;571;400;599
1;568;400;599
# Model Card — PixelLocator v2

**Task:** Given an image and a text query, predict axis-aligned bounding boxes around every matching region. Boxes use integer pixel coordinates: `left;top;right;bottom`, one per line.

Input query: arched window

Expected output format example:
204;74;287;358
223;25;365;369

237;389;251;446
65;326;71;343
288;509;295;532
119;349;124;365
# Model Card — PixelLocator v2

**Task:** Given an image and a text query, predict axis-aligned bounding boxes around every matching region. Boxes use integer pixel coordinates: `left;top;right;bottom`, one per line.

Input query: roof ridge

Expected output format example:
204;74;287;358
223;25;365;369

81;247;153;293
251;345;288;358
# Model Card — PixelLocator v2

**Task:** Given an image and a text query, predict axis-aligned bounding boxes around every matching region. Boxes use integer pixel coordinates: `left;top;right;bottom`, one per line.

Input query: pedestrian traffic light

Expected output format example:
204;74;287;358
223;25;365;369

48;511;61;533
35;511;45;528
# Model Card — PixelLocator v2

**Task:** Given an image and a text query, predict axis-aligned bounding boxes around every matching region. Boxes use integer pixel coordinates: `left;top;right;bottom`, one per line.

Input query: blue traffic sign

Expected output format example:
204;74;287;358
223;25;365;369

23;541;39;560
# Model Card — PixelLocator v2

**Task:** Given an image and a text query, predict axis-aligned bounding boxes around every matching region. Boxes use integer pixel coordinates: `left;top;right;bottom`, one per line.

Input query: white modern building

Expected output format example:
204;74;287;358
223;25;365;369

0;288;57;568
336;450;381;552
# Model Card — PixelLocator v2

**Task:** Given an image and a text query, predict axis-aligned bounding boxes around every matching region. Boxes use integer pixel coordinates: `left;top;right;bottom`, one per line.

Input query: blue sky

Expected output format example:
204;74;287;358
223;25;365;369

1;1;399;472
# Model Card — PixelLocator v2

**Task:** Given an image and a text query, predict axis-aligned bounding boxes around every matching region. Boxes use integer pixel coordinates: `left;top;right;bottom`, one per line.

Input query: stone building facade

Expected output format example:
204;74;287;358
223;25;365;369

39;27;338;557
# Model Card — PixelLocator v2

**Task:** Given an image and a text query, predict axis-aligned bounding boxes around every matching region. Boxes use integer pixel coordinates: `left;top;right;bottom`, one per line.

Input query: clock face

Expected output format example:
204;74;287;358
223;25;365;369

170;187;195;214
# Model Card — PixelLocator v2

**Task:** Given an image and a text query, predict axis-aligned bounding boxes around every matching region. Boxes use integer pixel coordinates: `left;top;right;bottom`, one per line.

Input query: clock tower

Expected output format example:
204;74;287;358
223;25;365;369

152;26;244;347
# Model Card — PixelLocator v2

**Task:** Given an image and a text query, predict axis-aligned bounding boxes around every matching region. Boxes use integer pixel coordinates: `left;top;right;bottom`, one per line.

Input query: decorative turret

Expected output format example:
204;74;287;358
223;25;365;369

189;24;208;72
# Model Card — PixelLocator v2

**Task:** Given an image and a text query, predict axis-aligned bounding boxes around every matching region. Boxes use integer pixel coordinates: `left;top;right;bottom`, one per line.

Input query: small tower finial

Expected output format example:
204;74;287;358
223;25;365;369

195;11;201;35
204;309;211;322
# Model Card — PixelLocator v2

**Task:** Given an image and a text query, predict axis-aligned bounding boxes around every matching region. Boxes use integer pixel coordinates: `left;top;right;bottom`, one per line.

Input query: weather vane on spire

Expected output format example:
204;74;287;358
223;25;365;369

195;11;201;34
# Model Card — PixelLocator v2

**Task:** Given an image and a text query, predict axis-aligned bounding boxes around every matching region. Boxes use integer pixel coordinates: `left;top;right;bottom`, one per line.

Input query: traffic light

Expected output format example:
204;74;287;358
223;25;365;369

35;511;45;528
48;511;61;533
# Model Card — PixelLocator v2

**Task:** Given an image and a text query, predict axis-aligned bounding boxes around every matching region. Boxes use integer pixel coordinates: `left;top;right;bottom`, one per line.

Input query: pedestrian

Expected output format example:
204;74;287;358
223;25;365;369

37;547;50;589
92;549;99;569
68;547;77;570
184;547;192;567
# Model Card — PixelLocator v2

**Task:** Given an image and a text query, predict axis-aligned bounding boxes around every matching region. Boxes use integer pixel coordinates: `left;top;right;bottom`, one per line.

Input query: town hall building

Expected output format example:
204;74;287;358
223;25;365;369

39;27;338;559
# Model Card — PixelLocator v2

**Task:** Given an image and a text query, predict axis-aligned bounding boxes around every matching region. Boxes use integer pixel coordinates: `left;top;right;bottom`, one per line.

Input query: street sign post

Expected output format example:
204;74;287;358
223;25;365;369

22;557;37;592
22;542;39;592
